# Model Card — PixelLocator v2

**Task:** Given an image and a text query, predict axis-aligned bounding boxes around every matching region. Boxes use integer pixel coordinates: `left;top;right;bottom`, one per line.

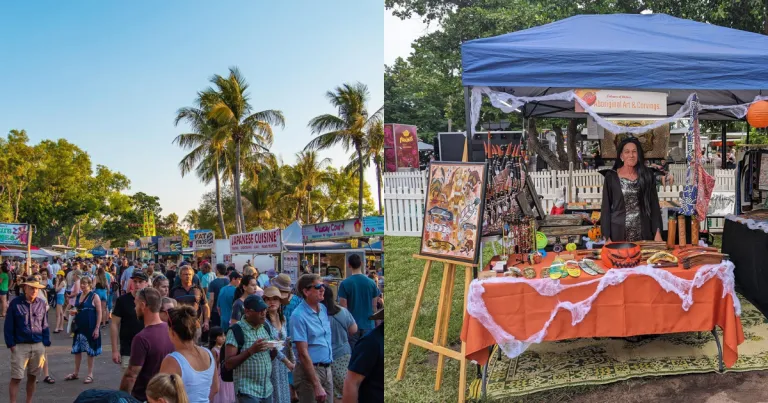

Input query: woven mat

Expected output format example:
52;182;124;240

475;295;768;400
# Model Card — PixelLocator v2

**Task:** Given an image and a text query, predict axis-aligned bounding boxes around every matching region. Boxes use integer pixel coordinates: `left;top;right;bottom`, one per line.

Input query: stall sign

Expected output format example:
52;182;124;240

230;229;282;254
194;230;214;250
223;254;232;263
363;216;384;236
303;219;363;242
139;236;152;249
575;89;667;116
384;124;419;172
282;252;300;285
125;240;138;252
0;223;29;246
159;236;182;253
188;229;211;248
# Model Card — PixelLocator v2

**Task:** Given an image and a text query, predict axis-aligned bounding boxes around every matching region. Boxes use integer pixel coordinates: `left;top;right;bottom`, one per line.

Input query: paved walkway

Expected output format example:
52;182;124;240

0;308;125;403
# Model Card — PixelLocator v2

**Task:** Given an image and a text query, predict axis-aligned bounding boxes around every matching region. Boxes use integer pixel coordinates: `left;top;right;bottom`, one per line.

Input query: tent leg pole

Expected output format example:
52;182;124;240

464;86;473;163
721;123;727;169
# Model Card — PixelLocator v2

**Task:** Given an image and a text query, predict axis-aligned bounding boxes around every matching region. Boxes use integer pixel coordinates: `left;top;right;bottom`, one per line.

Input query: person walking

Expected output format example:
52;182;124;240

111;270;149;370
208;263;231;328
4;276;51;403
217;271;242;332
272;273;302;401
54;270;67;333
231;275;261;326
65;276;102;384
209;326;236;403
338;255;380;349
119;287;175;402
321;286;357;403
224;294;277;403
170;265;210;334
160;305;219;403
290;274;334;403
342;309;383;403
1;262;11;317
153;275;170;298
264;286;295;403
94;267;111;328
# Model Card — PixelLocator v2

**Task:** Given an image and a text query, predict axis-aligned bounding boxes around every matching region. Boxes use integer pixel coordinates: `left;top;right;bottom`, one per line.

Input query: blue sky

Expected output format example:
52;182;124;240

0;1;383;220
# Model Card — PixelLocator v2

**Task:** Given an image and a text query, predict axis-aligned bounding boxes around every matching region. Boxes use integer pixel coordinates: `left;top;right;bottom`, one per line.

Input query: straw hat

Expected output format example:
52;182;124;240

22;275;46;289
263;286;281;299
272;274;292;292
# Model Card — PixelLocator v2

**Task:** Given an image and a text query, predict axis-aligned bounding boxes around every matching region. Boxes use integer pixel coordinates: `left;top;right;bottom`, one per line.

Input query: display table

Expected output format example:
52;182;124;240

460;252;744;369
722;214;768;318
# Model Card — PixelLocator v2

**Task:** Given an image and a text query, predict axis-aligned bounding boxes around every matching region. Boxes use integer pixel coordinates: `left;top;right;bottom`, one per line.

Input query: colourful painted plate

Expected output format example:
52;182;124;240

566;243;577;251
536;232;548;249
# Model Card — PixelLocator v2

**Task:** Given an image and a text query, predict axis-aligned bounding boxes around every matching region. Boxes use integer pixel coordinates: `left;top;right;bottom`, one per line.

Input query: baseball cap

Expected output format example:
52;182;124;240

266;269;277;278
131;270;149;282
243;295;268;312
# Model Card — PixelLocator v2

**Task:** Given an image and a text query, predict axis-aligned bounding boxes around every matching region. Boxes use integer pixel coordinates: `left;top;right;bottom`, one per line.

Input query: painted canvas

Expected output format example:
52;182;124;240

601;120;670;159
420;162;487;264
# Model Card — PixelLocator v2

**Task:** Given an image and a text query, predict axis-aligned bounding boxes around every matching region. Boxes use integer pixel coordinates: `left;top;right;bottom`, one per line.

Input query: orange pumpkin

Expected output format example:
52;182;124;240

747;101;768;128
588;226;602;241
601;242;641;268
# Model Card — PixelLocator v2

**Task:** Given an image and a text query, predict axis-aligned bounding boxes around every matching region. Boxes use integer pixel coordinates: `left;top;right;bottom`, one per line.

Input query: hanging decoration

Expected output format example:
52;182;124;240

746;100;768;128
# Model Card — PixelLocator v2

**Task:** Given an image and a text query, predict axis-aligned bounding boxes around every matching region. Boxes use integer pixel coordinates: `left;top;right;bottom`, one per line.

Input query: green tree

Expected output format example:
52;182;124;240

346;121;384;214
202;67;286;234
306;82;382;219
174;103;230;238
289;151;333;223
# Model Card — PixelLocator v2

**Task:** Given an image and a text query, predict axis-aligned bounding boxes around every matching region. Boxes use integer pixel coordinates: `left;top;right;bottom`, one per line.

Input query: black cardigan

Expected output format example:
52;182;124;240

600;170;663;242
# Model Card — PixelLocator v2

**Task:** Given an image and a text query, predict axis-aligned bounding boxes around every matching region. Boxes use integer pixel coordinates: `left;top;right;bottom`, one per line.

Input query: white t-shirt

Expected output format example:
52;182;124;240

50;263;61;276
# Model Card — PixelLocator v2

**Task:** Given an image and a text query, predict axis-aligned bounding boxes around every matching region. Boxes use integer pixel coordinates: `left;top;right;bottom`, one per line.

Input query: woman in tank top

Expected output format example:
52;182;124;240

159;305;219;403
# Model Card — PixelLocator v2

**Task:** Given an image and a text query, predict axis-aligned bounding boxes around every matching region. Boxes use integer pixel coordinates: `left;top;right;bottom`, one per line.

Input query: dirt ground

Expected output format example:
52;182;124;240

565;371;768;403
0;309;124;403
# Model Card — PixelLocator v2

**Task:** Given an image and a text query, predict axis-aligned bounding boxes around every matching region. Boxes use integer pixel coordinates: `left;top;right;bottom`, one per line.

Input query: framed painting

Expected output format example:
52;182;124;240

420;161;487;264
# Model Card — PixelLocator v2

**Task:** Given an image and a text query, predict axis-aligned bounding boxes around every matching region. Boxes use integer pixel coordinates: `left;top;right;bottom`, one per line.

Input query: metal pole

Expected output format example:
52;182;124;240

26;224;32;276
464;87;473;162
721;122;727;169
746;122;751;145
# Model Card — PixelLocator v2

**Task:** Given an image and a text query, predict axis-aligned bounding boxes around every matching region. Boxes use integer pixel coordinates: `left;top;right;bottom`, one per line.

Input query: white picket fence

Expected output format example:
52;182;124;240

383;166;735;236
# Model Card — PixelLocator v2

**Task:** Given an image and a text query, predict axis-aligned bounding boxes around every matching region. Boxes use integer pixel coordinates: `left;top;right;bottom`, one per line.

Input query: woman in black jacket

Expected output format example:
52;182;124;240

601;137;663;242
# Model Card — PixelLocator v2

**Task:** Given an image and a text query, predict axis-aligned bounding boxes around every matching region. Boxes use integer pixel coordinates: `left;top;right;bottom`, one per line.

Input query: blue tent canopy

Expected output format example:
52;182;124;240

461;14;768;120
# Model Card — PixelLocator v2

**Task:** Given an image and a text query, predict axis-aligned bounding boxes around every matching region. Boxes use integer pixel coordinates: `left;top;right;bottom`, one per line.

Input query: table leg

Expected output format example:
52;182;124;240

711;327;725;373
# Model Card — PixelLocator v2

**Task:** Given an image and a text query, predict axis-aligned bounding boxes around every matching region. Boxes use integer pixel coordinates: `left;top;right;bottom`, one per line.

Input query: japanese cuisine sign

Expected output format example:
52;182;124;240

230;229;282;254
420;162;487;264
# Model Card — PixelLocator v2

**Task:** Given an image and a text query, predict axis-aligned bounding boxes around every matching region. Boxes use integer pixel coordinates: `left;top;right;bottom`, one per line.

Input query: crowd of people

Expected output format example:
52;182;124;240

2;253;383;403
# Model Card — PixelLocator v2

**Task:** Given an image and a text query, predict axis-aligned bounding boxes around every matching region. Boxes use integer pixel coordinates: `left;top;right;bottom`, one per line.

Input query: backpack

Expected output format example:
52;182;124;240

220;322;275;382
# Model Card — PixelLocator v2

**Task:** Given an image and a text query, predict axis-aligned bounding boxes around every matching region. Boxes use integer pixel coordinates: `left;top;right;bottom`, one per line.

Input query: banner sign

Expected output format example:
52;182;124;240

362;216;384;236
575;89;667;116
194;230;214;250
188;229;212;248
0;223;29;246
125;240;138;252
282;252;299;285
139;236;152;249
159;236;183;254
302;218;363;242
229;229;282;254
384;124;419;172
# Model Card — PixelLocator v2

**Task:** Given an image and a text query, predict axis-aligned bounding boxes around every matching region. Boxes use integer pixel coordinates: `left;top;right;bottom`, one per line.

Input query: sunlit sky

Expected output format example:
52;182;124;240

0;1;383;219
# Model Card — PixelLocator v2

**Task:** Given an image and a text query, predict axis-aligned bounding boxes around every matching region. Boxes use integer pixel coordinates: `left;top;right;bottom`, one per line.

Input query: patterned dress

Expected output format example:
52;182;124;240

620;177;642;242
71;292;101;356
266;319;291;403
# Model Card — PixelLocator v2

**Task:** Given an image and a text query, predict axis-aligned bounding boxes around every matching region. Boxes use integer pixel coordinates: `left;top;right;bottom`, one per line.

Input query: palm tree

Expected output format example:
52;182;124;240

242;155;285;229
202;67;286;234
289;151;332;222
173;104;229;238
183;210;200;230
345;120;384;215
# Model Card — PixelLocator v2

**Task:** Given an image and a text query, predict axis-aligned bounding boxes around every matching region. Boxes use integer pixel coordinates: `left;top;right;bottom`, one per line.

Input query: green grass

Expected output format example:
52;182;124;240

384;236;613;402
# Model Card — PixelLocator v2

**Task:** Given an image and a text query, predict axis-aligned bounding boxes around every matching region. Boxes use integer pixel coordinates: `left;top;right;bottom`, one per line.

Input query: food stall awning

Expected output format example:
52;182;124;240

710;140;737;147
461;13;768;120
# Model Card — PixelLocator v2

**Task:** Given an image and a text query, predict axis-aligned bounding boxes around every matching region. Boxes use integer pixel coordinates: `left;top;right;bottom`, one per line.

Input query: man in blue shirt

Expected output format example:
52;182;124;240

290;273;334;403
208;263;231;328
4;277;51;403
338;254;381;349
217;271;242;331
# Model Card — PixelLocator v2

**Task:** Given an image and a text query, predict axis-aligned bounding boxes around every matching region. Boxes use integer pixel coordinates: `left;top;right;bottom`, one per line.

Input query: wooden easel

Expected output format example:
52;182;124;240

396;254;475;402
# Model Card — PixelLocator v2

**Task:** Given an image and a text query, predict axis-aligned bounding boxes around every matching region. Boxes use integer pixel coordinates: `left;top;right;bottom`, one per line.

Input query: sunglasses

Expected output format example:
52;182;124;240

305;283;324;290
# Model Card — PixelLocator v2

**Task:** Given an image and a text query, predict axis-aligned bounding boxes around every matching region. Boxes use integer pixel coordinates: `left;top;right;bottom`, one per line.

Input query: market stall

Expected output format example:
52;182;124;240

394;13;768;402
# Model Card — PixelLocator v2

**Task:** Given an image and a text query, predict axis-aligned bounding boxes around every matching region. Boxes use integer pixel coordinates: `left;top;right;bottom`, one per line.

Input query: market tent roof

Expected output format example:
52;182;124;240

282;221;303;245
418;141;434;151
461;13;768;120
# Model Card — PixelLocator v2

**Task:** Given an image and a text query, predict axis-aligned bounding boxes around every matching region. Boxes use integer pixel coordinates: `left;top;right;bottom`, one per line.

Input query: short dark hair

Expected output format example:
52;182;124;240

138;287;163;313
347;254;362;269
297;273;321;299
216;263;227;275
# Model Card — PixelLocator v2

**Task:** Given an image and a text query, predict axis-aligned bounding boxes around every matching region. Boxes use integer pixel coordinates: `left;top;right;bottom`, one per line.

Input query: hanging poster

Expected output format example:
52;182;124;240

194;230;214;250
384;124;420;172
575;89;667;116
384;124;396;172
420;162;487;264
600;120;670;159
159;236;182;254
282;252;300;285
0;223;29;246
230;229;282;254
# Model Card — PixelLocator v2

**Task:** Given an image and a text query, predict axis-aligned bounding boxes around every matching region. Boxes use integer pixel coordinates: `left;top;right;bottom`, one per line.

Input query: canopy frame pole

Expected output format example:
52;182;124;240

722;123;727;169
463;86;473;163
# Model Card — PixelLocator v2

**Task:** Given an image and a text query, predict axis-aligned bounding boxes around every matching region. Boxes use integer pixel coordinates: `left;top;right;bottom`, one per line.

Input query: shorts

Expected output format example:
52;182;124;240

57;293;65;306
331;354;351;399
0;290;8;296
122;355;131;370
94;288;107;303
10;342;45;379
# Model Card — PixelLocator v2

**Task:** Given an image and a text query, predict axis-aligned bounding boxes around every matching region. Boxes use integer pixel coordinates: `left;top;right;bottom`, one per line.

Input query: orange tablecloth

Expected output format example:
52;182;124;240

461;253;745;367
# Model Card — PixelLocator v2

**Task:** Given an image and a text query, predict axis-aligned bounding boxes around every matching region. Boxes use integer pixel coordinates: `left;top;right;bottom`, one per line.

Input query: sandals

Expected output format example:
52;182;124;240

43;376;55;384
84;376;94;384
64;373;79;381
